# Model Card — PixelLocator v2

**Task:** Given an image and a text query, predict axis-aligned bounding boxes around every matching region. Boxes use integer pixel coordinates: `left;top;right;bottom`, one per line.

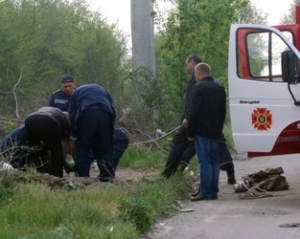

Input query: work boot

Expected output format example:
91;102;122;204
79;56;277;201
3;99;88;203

227;174;236;185
226;164;237;185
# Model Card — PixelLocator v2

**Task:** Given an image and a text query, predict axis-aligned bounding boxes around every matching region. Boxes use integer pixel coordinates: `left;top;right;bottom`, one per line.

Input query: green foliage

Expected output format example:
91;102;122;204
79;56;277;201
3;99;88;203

151;0;267;129
0;144;193;238
281;0;300;24
0;175;17;207
117;197;153;233
119;145;166;169
3;121;14;135
0;0;129;117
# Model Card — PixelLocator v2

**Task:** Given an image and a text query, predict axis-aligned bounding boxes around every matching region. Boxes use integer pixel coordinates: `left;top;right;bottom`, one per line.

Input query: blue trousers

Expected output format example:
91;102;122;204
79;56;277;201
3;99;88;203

195;135;221;198
180;135;234;171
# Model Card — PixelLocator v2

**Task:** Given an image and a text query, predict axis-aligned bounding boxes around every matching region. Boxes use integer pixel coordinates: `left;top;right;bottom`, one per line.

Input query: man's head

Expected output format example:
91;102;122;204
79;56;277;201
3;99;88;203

185;54;202;74
61;74;75;96
194;63;211;82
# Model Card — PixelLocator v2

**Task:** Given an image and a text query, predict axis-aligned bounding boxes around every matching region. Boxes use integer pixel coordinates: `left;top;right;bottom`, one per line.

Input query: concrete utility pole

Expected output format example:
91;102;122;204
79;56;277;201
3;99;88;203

131;0;156;73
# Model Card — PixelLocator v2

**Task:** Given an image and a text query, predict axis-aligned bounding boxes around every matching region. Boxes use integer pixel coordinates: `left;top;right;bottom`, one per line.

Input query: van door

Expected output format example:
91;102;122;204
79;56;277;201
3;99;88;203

228;24;300;157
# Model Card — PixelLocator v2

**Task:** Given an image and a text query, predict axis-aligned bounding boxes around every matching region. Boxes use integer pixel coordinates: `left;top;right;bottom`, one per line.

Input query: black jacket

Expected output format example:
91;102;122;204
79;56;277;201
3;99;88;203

187;76;226;139
180;71;196;123
27;107;71;141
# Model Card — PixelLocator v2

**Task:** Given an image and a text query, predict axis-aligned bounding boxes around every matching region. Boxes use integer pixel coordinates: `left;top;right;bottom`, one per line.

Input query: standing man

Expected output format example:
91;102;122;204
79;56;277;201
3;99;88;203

187;63;226;201
24;107;72;178
68;84;115;182
161;54;236;184
161;54;202;178
48;74;76;111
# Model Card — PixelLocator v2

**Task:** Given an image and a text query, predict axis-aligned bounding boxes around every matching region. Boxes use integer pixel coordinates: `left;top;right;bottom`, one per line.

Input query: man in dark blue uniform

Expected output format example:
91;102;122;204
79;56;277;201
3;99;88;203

69;84;116;182
48;75;129;178
48;74;76;111
0;125;32;169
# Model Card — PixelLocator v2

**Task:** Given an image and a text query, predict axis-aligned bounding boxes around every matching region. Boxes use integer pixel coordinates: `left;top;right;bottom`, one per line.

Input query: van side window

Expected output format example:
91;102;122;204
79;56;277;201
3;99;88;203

237;29;295;82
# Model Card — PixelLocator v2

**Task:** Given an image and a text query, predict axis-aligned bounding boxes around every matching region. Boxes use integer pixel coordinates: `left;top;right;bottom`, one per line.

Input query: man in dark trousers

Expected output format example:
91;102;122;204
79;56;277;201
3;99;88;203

48;74;129;177
24;107;72;178
68;84;116;182
161;54;236;184
161;54;203;178
178;138;236;184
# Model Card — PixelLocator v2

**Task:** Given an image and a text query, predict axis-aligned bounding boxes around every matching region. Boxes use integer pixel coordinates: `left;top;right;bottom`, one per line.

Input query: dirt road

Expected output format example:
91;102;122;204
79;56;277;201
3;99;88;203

145;154;300;239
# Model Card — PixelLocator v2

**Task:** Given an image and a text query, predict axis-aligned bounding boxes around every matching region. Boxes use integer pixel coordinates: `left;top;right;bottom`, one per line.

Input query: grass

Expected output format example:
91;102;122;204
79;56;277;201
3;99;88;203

0;121;234;238
0;139;191;239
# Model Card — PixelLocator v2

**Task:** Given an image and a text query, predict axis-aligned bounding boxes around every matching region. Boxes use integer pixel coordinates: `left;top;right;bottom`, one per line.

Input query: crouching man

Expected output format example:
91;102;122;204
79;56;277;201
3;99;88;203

24;107;72;178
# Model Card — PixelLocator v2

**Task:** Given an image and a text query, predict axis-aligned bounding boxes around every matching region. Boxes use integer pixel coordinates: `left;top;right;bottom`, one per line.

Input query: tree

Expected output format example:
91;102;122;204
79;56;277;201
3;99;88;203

0;0;129;119
281;0;300;24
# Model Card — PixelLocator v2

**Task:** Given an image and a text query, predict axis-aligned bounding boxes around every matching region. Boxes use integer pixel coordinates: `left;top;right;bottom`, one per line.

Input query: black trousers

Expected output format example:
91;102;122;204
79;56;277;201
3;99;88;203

162;127;235;178
25;115;64;177
161;127;190;178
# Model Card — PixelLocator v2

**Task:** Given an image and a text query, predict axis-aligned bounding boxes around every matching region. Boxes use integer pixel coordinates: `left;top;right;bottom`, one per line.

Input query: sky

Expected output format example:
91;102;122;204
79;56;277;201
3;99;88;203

88;0;295;46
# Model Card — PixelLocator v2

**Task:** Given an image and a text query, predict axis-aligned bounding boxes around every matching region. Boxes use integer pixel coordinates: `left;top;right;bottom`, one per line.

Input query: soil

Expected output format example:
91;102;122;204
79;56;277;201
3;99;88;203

0;166;166;190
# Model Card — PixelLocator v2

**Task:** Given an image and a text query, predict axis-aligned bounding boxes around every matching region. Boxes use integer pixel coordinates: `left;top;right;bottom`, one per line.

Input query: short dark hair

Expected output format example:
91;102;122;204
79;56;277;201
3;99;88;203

186;54;202;64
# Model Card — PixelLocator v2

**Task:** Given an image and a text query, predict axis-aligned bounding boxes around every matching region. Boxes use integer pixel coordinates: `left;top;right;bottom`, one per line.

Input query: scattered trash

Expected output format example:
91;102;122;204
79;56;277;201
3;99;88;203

233;180;250;193
187;171;195;177
94;162;99;171
1;162;14;171
50;226;73;238
175;200;183;208
180;208;194;213
279;223;300;228
68;181;77;190
155;129;166;138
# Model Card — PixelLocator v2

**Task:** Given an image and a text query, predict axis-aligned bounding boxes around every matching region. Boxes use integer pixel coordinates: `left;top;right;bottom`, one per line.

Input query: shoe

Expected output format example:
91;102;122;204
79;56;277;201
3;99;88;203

190;194;218;201
191;191;200;197
227;175;237;185
190;194;209;201
209;196;218;200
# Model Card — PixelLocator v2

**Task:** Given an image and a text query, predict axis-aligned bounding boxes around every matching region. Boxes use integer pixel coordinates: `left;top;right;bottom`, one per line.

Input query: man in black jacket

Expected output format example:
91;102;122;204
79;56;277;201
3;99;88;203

161;54;202;177
187;63;226;201
161;54;236;184
24;107;72;178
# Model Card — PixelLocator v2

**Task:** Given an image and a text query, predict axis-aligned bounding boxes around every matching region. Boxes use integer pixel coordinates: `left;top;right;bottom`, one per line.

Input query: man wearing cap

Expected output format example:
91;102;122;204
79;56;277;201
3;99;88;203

48;74;76;111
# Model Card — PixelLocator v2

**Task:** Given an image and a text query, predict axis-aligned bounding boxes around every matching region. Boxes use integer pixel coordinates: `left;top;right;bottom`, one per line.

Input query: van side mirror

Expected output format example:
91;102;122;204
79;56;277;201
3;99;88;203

281;50;298;83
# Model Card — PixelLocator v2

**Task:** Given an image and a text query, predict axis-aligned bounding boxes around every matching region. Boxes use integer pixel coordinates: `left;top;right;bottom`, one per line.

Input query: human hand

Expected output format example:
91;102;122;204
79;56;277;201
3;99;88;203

68;139;76;155
182;119;188;129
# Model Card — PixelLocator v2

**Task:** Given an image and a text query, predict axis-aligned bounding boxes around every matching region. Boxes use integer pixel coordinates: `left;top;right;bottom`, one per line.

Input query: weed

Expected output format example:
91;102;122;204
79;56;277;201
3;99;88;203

0;174;17;207
117;196;153;233
3;121;14;135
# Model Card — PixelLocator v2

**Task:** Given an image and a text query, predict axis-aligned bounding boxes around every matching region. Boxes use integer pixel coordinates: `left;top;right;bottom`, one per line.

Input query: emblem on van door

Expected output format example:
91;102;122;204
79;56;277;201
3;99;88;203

252;108;272;130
